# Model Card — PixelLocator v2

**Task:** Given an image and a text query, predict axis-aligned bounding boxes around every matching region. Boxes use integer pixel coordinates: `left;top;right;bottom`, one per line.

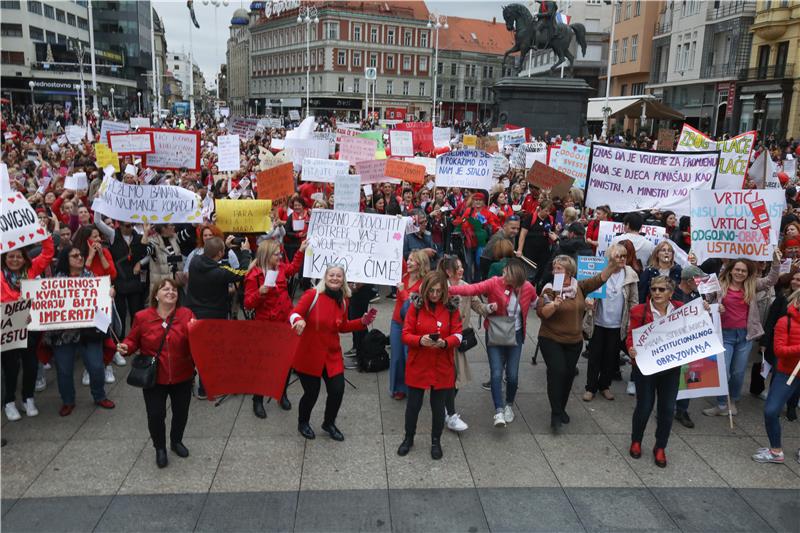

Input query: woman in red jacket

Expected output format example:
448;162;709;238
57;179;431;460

243;239;306;418
117;278;196;469
73;225;117;281
1;234;54;422
289;265;376;441
753;290;800;464
626;275;683;468
398;271;463;460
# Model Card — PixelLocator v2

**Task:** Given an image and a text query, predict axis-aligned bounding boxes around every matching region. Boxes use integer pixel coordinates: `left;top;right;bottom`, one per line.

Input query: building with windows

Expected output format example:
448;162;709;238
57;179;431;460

152;8;169;114
605;0;663;98
737;0;800;138
226;22;250;115
167;51;192;99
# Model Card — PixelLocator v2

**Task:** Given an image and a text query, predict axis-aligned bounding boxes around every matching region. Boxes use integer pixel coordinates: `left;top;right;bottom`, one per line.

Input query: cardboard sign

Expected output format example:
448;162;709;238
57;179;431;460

355;159;394;184
1;299;32;351
215;199;272;233
577;256;607;298
92;176;201;224
463;134;477;147
227;117;260;140
689;189;784;263
477;136;499;153
334;173;361;213
256;163;294;200
285;138;329;171
142;129;201;171
301;158;350;183
99;120;129;145
549;141;590;189
21;276;112;331
189;320;297;400
130;117;151;129
527;160;573;197
339;136;377;164
64;172;88;191
433;127;451;149
676;124;756;190
95;143;120;172
107;132;155;155
65;125;86;144
216;134;241;172
633;298;724;376
585;143;718;215
0;164;49;253
435;149;493;191
304;209;404;286
389;130;414;157
385;159;425;185
657;129;676;152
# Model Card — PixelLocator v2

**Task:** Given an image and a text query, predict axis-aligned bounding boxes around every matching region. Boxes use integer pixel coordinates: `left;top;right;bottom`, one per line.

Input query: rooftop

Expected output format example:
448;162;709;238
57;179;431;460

438;16;514;56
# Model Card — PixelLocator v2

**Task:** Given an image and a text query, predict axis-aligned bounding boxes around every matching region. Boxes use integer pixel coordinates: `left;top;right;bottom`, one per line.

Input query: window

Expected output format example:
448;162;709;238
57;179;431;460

45;30;55;43
620;84;627;96
77;17;88;30
402;55;411;70
67;12;75;26
449;85;456;99
370;27;378;43
419;57;427;71
337;51;346;65
324;21;339;40
436;84;442;98
354;78;360;92
29;25;43;41
403;31;412;46
0;1;21;9
338;77;345;91
1;23;23;37
631;82;646;95
353;51;361;67
403;81;409;95
387;54;394;69
488;66;494;78
621;38;628;62
586;0;602;4
386;80;393;95
55;8;65;22
614;2;621;21
369;53;377;67
437;62;443;74
624;0;631;19
28;0;42;15
43;3;53;18
451;63;457;75
631;35;638;62
634;0;641;16
419;82;425;96
689;40;696;68
420;31;428;47
387;28;395;45
57;33;66;44
611;40;618;64
1;51;24;64
776;41;789;77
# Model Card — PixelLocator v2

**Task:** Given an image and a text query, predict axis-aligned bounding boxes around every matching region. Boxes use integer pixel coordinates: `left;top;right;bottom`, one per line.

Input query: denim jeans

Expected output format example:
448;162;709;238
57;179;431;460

53;340;106;405
764;371;800;449
486;329;524;410
717;328;751;407
389;320;408;396
631;365;681;449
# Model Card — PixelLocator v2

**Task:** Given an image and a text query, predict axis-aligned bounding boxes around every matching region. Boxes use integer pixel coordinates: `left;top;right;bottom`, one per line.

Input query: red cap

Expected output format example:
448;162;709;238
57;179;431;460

779;172;790;185
784;238;800;248
472;192;486;201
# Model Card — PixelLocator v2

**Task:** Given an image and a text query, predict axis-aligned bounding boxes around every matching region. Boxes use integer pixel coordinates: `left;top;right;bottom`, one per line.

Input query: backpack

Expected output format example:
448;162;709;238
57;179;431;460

357;329;390;373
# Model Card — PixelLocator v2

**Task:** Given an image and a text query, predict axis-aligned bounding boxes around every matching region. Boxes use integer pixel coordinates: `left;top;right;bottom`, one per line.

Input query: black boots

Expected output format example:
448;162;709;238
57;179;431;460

397;435;414;456
253;396;267;419
279;394;292;411
170;442;190;458
298;421;315;439
321;422;344;441
431;437;443;460
155;448;168;468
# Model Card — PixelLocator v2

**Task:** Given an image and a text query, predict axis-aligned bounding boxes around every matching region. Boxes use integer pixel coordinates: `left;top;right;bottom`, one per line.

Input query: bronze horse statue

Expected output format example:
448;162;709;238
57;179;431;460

501;3;587;75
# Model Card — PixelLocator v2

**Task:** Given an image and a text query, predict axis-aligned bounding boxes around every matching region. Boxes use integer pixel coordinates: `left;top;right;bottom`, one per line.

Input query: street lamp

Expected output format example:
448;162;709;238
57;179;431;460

28;80;35;107
297;5;319;118
601;0;620;141
110;87;115;117
137;91;142;115
427;13;448;127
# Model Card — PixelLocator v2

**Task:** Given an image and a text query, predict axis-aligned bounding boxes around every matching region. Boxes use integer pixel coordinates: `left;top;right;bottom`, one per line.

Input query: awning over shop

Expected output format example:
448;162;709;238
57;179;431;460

587;96;684;121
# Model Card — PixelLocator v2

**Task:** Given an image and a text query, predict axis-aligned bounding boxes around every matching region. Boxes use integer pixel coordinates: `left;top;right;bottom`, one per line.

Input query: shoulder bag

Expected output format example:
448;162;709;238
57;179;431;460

487;291;519;347
126;313;175;389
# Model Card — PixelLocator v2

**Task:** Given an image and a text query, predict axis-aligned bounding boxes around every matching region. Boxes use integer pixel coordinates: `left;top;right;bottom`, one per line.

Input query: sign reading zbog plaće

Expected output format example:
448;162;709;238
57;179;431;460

91;176;202;224
256;163;295;200
632;298;724;376
1;299;32;350
585;143;719;216
142;129;201;171
1;164;49;253
107;132;155;155
435;149;493;191
676;124;756;190
304;209;404;286
22;276;112;331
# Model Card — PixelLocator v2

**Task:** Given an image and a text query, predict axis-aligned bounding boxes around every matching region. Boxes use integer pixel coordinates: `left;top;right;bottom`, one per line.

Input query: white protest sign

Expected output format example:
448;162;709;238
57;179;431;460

676;124;756;190
143;129;201;171
99;120;130;145
355;160;397;184
304;209;404;286
108;132;154;155
524;150;547;170
216;134;241;172
65;125;86;144
489;128;526;150
596;220;666;258
633;298;724;376
689;189;784;263
695;273;721;295
585;143;719;215
289;109;301;121
92;176;201;224
749;151;781;189
57;134;68;146
433;127;451;149
676;303;728;399
407;157;436;176
492;153;510;178
124;164;137;176
130;117;151;129
550;141;590;189
21;276;112;332
64;172;88;191
270;138;285;151
1;299;32;351
435;149;493;191
284;138;329;171
334;173;361;213
0;164;48;253
339;136;377;164
228;117;260;140
301;158;350;183
783;158;797;179
510;142;547;169
312;131;337;155
390;130;414;157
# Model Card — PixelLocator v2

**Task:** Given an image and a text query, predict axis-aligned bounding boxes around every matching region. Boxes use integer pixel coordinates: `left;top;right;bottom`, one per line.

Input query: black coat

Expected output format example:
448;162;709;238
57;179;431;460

185;254;248;319
109;230;147;295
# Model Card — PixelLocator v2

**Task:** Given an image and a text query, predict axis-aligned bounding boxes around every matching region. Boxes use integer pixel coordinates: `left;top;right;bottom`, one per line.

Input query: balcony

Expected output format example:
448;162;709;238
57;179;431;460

653;18;672;36
738;63;793;81
701;63;739;79
650;71;668;85
706;0;755;21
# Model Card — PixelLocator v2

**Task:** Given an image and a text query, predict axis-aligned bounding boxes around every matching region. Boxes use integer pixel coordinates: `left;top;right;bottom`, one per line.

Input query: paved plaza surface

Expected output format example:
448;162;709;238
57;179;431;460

1;298;799;532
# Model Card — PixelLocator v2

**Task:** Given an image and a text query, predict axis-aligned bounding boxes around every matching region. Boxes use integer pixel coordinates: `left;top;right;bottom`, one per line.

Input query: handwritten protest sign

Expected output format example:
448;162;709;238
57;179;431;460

385;159;425;184
435;149;493;191
1;299;31;350
334;173;361;213
689;189;784;263
1;164;48;253
108;132;154;155
489;128;526;149
64;172;88;191
99;120;129;145
406;157;437;176
595;220;666;258
390;130;414;157
549;141;590;189
92;177;201;224
289;110;301;121
677;124;756;190
394;122;433;153
355;159;396;184
657;129;676;151
256;163;294;200
527;161;573;197
677;304;728;400
95;143;120;172
142;129;201;171
215;199;272;233
21;276;112;331
285;138;329;171
301;158;350;183
433;127;451;149
216;134;241;172
577;256;607;298
632;298;724;376
311;131;337;155
585;143;719;215
130;117;151;129
227;117;260;140
492;153;510;179
65;125;86;144
339;136;377;164
510;142;547;170
463;135;477;147
189;320;297;400
304;209;404;285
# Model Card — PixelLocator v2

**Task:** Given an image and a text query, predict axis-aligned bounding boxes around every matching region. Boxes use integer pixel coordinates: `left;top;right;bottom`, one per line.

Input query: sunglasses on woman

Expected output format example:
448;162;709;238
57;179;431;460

650;287;669;293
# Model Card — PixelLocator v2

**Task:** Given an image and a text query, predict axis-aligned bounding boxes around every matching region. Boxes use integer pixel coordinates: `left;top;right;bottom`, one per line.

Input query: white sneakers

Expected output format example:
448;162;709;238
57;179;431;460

503;404;515;423
22;398;38;417
112;351;127;366
626;381;636;396
493;412;506;427
82;369;90;386
35;376;47;392
4;402;21;422
703;403;738;417
493;405;516;428
105;365;115;384
445;413;469;432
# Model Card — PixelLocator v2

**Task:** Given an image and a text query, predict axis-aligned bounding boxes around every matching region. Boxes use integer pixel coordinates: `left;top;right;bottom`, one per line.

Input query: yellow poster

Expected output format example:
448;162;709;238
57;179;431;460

95;143;120;172
463;135;477;147
215;199;272;233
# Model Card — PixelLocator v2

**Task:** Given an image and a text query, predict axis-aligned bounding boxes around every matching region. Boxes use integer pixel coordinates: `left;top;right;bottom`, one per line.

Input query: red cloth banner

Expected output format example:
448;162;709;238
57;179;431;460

394;122;433;153
188;319;298;400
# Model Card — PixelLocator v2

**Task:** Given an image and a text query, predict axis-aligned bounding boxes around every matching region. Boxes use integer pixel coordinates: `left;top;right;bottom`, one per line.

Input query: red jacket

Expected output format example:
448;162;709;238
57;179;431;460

87;248;117;280
289;289;365;377
243;250;304;322
626;300;684;355
123;307;196;385
772;305;800;376
448;276;537;336
453;206;501;234
402;296;463;390
392;275;422;323
1;236;54;303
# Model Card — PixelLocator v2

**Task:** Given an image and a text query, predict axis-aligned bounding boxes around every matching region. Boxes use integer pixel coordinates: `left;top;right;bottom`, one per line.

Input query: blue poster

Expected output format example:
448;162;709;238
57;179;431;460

577;256;607;299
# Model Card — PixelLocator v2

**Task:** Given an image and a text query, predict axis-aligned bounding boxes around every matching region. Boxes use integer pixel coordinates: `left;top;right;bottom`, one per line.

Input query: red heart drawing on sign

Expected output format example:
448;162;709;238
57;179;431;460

29;233;34;239
7;197;15;203
36;228;45;235
7;241;16;248
19;235;25;242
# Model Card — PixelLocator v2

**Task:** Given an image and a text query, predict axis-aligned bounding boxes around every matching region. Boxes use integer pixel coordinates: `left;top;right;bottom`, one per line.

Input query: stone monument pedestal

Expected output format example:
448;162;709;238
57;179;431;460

493;77;594;138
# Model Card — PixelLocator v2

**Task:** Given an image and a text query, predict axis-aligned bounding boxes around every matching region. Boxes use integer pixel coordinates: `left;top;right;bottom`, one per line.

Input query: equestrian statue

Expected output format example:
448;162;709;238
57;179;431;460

502;1;587;75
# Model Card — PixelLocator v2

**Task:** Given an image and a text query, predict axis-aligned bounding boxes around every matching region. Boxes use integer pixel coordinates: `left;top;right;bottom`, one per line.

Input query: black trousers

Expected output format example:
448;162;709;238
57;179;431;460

142;379;193;449
405;386;449;439
349;284;373;351
631;365;681;449
479;256;492;281
586;325;621;393
444;388;459;416
253;372;291;403
539;337;582;418
2;331;39;404
115;291;144;336
297;369;345;426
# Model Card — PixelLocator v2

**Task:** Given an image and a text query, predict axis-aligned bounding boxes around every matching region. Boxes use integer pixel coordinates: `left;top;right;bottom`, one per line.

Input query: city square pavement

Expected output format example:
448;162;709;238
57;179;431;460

1;296;798;532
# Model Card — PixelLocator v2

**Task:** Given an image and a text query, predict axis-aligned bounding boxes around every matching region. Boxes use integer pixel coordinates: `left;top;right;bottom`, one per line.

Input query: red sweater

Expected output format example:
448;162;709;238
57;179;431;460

448;277;537;336
243;251;304;321
773;305;800;376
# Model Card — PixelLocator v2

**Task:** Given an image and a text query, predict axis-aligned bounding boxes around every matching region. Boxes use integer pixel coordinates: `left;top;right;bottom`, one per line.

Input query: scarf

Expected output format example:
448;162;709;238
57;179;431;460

2;268;24;292
324;287;344;307
542;277;578;301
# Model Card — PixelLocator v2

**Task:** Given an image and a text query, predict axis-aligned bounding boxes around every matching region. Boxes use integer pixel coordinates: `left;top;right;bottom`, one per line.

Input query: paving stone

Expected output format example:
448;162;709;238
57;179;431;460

460;431;559;487
96;493;205;532
195;491;297;532
478;487;584;532
651;487;773;532
384;433;474;489
1;495;110;532
295;489;390;532
515;392;604;435
565;487;678;532
389;487;488;532
71;396;149;441
301;434;387;491
536;433;644;487
1;498;17;518
0;396;94;442
180;393;242;438
736;488;800;533
211;436;303;492
0;439;65;498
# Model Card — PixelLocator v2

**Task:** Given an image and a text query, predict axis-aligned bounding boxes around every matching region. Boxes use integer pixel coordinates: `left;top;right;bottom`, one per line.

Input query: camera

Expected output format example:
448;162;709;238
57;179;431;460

430;333;440;341
230;236;244;246
166;254;182;265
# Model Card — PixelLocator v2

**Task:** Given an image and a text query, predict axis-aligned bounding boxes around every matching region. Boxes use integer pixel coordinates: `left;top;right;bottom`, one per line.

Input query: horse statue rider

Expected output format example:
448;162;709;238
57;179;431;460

501;2;587;75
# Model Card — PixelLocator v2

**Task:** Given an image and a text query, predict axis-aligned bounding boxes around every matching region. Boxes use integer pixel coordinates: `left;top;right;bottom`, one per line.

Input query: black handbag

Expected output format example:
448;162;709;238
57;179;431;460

126;314;174;389
459;327;478;352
